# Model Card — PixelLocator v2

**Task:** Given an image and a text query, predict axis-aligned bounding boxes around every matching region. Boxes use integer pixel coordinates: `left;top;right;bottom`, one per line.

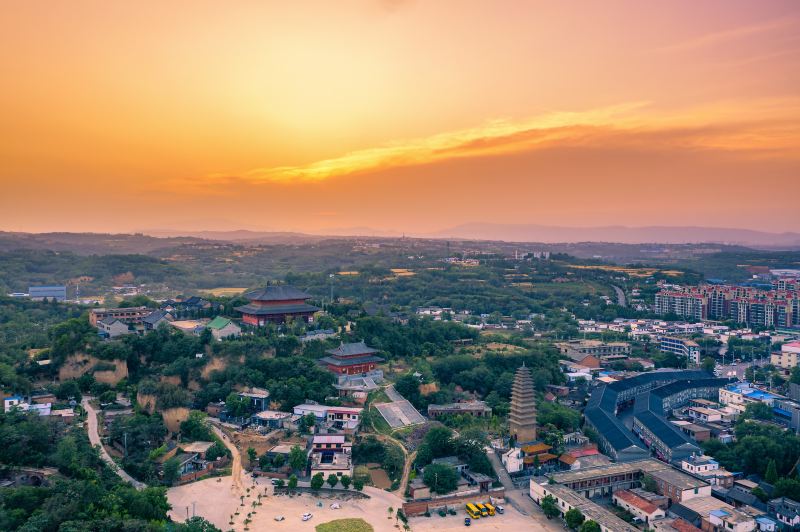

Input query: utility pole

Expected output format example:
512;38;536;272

123;432;127;458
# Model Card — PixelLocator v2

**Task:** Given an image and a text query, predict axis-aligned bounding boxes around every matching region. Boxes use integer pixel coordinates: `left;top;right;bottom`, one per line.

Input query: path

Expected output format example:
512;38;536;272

210;421;245;496
611;284;627;307
486;449;561;530
81;397;146;490
370;432;415;497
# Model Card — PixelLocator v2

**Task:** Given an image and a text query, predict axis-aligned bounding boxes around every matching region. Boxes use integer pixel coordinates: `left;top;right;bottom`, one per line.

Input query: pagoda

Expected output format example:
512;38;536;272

509;364;537;444
235;285;319;326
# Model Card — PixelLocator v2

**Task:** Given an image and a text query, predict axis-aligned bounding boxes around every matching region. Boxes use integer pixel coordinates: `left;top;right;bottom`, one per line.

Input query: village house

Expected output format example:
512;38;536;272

206;316;242;339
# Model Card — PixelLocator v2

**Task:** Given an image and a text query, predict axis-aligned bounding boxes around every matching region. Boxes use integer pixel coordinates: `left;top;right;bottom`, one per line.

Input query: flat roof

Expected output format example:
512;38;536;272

551;458;669;484
650;468;710;490
254;410;290;420
181;441;215;453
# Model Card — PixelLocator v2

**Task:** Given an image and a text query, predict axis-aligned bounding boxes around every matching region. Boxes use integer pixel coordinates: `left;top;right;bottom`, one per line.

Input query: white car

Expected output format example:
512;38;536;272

274;515;285;521
330;503;341;510
302;513;313;521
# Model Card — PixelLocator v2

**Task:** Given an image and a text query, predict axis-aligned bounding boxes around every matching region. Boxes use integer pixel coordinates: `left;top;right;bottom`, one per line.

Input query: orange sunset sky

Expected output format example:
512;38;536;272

1;1;799;235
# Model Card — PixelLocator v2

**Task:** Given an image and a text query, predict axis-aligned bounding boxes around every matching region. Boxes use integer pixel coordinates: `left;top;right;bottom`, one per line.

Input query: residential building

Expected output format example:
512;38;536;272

687;407;723;423
250;410;292;428
613;489;666;524
768;497;800;529
292;403;362;430
648;468;711;504
97;317;131;338
235;285;319;326
680;455;734;488
632;410;701;462
142;309;174;330
300;329;337;343
529;482;640;532
28;285;67;301
549;458;671;498
89;306;152;327
771;341;800;370
206;316;241;339
659;337;701;365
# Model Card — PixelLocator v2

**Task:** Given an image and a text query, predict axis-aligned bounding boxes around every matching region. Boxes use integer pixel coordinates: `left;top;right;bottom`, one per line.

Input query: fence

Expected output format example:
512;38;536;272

402;488;506;516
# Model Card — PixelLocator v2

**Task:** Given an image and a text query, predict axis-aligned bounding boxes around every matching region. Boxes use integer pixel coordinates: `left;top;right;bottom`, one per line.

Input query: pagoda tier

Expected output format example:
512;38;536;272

509;365;537;444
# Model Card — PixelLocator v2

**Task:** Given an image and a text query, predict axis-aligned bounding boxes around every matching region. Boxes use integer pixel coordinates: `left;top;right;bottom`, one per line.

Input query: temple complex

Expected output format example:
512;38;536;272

235;285;319;326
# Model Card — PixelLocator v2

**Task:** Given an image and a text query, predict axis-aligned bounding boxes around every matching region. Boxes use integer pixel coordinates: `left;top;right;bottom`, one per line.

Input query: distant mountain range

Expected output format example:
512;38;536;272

425;223;800;248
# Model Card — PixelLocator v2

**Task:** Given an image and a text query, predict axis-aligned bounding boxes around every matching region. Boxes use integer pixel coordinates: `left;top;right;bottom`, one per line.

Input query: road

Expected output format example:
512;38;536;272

210;422;245;496
81;397;146;490
487;449;562;531
611;285;627;307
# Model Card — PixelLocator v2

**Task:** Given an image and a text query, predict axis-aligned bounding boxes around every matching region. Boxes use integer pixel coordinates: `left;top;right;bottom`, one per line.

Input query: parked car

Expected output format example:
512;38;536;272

271;479;280;485
302;513;313;521
495;505;505;514
274;516;285;521
464;517;471;526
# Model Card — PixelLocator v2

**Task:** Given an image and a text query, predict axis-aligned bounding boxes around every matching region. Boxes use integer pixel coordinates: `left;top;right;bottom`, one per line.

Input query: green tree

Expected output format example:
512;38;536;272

578;520;601;532
765;459;779;484
310;473;325;490
327;474;339;488
565;508;585;530
163;457;181;484
180;411;214;441
289;445;307;472
541;494;560;519
642;474;658;492
340;474;351;489
353;477;365;491
701;356;716;373
288;474;298;489
247;447;257;465
422;463;458;494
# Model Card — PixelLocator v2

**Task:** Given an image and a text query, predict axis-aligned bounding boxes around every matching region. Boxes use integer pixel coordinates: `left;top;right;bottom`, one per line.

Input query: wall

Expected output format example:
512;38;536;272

401;488;505;516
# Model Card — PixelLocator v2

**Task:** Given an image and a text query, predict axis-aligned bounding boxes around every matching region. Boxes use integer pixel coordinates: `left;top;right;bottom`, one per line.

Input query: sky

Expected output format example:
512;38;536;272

1;0;799;236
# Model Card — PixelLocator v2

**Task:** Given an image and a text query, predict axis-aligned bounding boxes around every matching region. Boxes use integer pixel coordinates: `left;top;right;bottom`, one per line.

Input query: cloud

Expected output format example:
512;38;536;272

655;16;799;53
210;103;649;185
184;98;800;191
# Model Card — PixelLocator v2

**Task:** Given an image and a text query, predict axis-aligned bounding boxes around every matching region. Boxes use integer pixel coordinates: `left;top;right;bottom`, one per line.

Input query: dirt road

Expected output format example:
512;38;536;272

210;421;244;496
82;397;146;490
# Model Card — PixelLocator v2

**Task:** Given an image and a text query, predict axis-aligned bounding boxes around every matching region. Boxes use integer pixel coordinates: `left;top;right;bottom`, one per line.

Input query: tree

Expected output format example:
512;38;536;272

642;474;658;493
310;473;325;490
180;411;214;441
289;445;307;472
541;494;560;519
163;457;181;484
55;380;81;401
422;463;458;494
765;459;779;484
272;453;285;468
340;474;351;489
247;447;257;465
176;517;222;532
327;474;339;488
288;474;298;489
565;508;585;529
275;478;285;488
701;356;716;373
578;520;601;532
353;477;365;491
743;402;774;421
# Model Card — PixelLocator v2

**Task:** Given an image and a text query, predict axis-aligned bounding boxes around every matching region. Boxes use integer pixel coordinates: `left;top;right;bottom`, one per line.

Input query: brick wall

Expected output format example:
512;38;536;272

402;488;505;516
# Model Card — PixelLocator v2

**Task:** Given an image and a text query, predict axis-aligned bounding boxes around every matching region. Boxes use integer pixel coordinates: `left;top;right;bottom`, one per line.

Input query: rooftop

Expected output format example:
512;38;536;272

614;489;660;515
243;285;313;302
325;341;379;358
650;468;710;490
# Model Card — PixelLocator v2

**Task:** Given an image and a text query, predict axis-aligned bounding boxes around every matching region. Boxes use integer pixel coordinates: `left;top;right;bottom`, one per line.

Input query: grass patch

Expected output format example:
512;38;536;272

316;518;374;532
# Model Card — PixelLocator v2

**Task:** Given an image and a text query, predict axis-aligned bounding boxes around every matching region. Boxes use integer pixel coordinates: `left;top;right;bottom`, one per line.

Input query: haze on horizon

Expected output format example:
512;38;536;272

1;1;799;235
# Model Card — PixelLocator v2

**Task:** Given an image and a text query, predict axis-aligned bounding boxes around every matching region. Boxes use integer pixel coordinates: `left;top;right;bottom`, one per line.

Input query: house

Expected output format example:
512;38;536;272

502;447;524;473
310;450;352;478
431;456;469;475
206;317;242;339
293;403;362;430
408;477;431;500
250;410;292;428
648;468;712;504
142;309;174;331
180;441;215;459
311;434;349;454
768;497;800;529
237;388;270;411
673;496;755;531
687;406;723;423
613;489;666;524
89;306;152;327
97;317;131;338
681;455;734;488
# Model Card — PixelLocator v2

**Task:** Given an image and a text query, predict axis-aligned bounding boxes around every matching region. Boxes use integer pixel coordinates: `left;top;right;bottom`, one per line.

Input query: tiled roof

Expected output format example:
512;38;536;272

244;285;312;301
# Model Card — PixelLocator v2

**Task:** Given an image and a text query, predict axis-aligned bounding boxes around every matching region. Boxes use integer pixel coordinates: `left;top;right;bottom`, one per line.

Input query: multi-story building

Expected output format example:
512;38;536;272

680;455;734;488
658;337;701;365
654;284;800;327
89;306;152;327
648;468;711;504
772;341;800;370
